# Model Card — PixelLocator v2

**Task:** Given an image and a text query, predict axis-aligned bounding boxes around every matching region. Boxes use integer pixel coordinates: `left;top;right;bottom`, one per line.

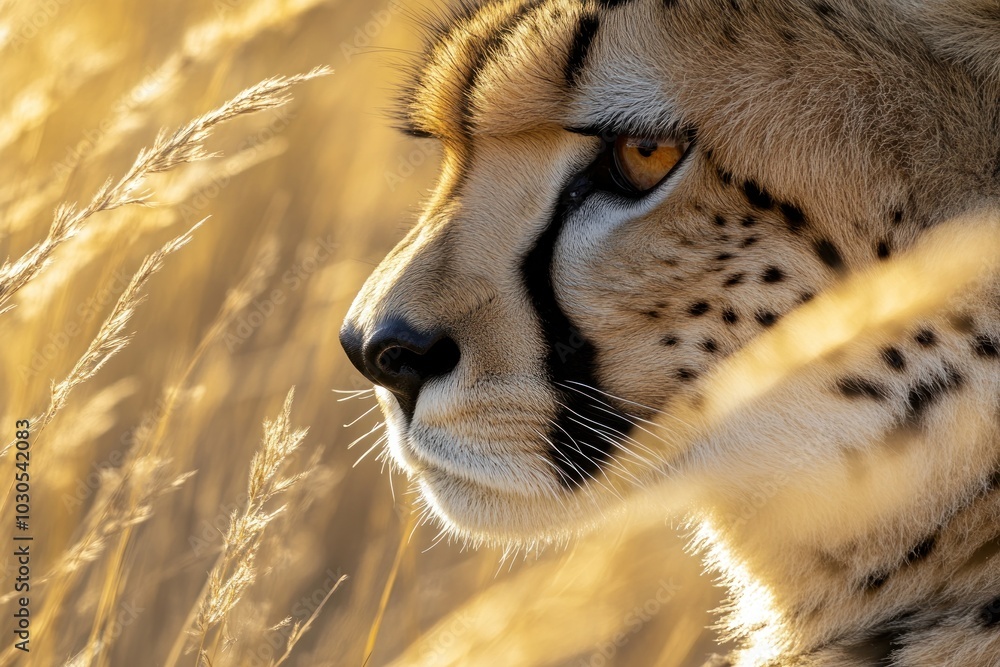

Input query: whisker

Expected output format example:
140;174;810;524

525;428;575;509
560;397;666;465
557;382;688;464
346;420;385;449
546;446;608;522
387;462;396;502
560;380;696;431
344;403;379;427
405;513;422;545
423;527;449;553
561;416;643;483
353;433;388;468
560;380;665;414
554;398;661;468
548;420;624;501
530;454;573;508
333;387;376;401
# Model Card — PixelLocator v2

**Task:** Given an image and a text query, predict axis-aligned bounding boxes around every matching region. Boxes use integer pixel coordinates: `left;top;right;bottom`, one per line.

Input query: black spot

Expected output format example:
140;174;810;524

881;347;906;371
761;267;785;283
661;0;678;7
676;368;699;381
876;241;891;259
661;335;679;346
814;1;836;17
724;273;745;287
564;14;600;86
963;534;1000;572
892;209;904;225
714;215;727;227
689;301;711;316
863;570;890;592
598;0;633;6
742;181;774;209
722;309;739;324
716;252;734;261
644;310;660;319
838;377;889;401
987;467;1000;493
905;535;937;564
979;598;1000;628
740;215;757;227
905;366;963;424
755;311;778;327
741;236;758;248
974;334;1000;358
799;292;815;303
949;313;976;333
814;239;846;271
716;168;733;186
845;628;902;664
779;203;807;233
702;339;718;354
906;384;936;421
915;329;937;347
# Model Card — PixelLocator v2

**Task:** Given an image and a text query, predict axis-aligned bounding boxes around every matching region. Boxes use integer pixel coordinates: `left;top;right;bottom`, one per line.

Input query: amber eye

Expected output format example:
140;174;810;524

612;135;688;193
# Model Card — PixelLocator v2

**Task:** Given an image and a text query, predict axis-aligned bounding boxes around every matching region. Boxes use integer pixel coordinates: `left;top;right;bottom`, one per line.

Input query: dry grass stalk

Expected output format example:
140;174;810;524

80;233;282;667
0;224;205;666
0;222;202;460
363;509;418;666
194;233;281;364
0;457;195;666
182;388;310;667
0;72;325;606
0;0;329;237
9;125;285;323
53;457;196;667
270;572;347;667
0;65;329;314
93;0;331;166
0;201;279;666
215;441;344;667
0;451;193;611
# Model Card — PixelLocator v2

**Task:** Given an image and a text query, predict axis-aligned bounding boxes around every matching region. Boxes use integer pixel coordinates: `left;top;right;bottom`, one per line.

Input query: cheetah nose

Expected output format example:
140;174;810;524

339;318;460;416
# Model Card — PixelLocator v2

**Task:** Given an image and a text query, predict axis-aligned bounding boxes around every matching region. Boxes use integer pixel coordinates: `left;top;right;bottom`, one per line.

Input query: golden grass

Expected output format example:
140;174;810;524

6;1;996;666
0;1;734;665
188;387;316;667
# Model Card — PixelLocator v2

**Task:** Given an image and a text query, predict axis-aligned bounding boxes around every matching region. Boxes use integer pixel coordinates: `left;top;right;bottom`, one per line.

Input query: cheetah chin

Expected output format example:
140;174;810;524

340;0;1000;664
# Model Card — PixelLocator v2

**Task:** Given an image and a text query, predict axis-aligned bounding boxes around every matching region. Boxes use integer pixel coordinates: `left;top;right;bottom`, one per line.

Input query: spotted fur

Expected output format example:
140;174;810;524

341;1;1000;664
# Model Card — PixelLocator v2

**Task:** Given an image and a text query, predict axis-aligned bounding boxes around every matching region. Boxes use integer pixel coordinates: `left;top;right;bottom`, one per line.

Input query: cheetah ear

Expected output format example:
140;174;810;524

911;0;1000;80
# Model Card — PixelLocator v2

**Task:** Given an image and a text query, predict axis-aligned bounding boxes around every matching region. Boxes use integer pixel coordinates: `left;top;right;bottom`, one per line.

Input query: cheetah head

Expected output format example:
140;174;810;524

340;0;1000;546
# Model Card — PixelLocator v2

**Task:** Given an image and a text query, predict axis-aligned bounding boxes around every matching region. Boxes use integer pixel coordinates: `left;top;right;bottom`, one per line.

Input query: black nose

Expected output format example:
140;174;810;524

339;319;460;415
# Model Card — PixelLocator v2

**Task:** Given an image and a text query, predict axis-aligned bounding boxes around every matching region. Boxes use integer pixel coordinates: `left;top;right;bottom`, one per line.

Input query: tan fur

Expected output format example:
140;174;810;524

342;1;1000;664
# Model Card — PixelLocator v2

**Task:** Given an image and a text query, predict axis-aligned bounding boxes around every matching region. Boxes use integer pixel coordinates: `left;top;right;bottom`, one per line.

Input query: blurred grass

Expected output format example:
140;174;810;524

0;0;725;665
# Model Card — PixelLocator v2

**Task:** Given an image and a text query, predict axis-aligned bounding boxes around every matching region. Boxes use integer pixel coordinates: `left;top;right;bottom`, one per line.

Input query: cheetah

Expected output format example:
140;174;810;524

339;1;1000;664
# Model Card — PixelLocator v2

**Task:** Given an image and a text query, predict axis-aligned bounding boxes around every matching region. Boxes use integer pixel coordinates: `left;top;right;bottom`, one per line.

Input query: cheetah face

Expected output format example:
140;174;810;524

339;0;989;544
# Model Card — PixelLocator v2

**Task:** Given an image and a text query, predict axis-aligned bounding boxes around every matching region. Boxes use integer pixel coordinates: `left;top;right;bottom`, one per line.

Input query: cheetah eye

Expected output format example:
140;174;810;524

611;135;689;194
